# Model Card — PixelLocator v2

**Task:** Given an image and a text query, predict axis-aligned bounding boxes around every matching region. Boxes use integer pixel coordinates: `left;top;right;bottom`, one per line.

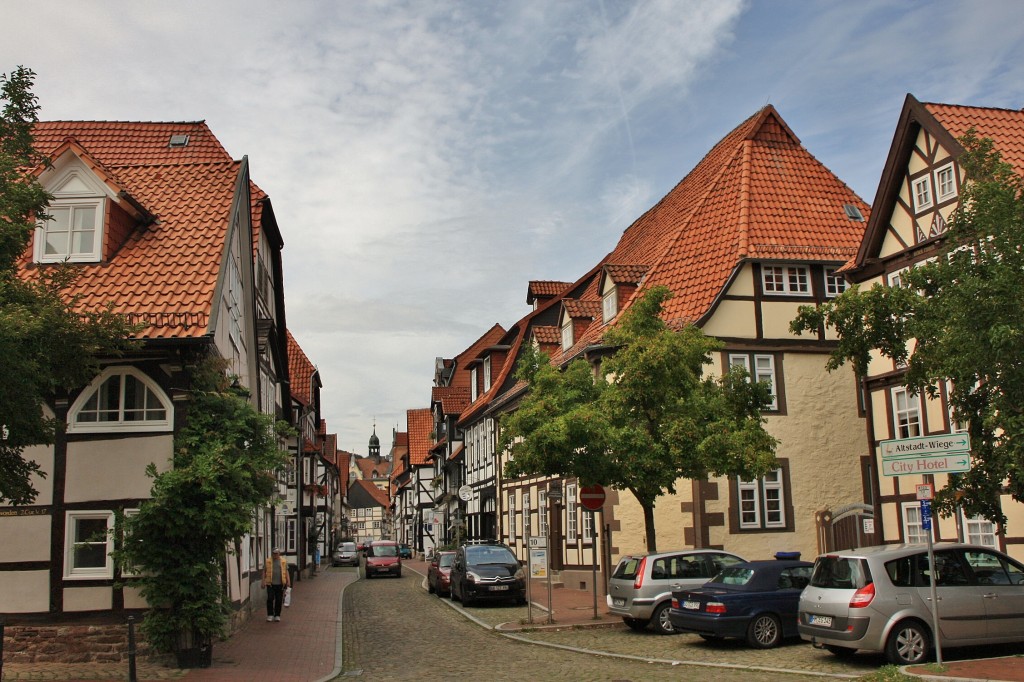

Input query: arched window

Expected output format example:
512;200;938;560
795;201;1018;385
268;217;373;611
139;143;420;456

69;367;173;433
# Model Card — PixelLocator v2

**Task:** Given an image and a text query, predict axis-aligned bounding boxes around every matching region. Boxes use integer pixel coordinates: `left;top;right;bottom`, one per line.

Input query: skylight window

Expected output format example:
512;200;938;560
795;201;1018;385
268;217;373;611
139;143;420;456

168;134;190;148
843;204;864;221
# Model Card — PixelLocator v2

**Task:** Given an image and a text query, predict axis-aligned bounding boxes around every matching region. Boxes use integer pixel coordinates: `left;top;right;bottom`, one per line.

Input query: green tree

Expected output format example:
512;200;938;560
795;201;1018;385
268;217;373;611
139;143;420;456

502;286;778;551
116;357;292;656
0;66;137;504
791;133;1024;525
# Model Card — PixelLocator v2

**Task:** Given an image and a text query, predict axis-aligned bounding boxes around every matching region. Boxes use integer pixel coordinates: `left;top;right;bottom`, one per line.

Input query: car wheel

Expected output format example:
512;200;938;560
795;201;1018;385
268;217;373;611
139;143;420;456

451;581;461;602
651;602;676;635
623;616;650;631
462;586;475;607
886;620;930;666
746;613;782;649
428;580;435;594
824;645;857;658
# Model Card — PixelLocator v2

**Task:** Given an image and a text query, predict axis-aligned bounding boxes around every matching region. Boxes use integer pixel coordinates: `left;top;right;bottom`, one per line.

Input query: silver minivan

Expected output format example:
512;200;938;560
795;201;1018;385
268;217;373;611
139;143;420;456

799;543;1024;664
607;549;745;634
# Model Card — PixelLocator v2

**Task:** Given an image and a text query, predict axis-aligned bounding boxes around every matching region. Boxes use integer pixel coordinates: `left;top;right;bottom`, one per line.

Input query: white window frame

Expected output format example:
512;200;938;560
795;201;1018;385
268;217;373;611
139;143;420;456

936;163;957;201
913;175;933;211
538;491;548;536
483;356;492;392
470;367;478;402
68;367;173;434
602;287;618;324
902;502;933;544
37;200;104;263
582;504;593;542
561;317;573;351
508;493;516;540
729;353;778;410
522;492;530;538
119;509;141;577
566;482;578;542
65;511;115;579
761;264;811;296
286;518;297;553
892;387;922;439
824;267;848;297
737;468;786;530
962;512;997;548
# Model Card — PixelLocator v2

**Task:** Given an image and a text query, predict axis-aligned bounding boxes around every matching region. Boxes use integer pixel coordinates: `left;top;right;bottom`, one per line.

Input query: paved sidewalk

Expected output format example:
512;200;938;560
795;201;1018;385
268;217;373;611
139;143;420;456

0;567;356;682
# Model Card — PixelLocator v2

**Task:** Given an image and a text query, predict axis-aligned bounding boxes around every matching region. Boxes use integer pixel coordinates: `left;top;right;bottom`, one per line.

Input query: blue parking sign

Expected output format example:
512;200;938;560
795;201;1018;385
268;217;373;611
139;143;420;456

920;500;932;531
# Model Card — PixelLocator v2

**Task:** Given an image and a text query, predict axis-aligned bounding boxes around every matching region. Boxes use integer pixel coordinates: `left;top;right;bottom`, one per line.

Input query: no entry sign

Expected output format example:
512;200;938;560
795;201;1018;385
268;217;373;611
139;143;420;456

579;484;606;511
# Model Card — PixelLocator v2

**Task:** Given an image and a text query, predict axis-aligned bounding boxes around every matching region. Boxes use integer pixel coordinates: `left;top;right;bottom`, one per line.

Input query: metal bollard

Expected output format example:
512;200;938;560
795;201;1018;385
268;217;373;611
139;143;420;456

127;616;137;682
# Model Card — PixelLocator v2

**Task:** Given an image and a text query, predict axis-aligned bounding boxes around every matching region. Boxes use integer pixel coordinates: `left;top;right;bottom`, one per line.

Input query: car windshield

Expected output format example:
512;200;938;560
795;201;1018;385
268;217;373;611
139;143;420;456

713;567;755;585
439;554;455;568
810;556;871;589
340;543;356;552
372;545;398;557
467;546;515;564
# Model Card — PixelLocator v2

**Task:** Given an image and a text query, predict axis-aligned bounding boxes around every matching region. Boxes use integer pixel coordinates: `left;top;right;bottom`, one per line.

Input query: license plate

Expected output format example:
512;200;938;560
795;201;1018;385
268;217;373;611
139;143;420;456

809;615;833;627
683;600;701;610
613;598;626;607
490;585;509;591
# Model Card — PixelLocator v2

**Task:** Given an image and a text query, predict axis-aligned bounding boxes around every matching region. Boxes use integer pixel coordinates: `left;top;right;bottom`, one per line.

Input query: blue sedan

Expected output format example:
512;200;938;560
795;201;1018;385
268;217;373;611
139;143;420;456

669;560;812;648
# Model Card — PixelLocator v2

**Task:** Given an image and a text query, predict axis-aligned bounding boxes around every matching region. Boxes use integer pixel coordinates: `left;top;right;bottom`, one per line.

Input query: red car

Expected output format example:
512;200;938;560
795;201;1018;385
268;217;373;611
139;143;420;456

363;540;402;579
427;551;456;596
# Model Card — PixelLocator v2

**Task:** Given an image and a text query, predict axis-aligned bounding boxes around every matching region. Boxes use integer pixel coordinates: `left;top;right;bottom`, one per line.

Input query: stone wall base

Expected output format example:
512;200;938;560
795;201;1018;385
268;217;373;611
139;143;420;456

3;603;255;664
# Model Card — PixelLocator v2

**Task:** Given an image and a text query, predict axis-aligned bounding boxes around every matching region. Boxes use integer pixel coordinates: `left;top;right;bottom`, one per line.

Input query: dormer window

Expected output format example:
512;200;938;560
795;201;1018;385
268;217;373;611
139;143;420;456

602;288;618;324
36;171;106;263
35;153;116;264
561;317;573;351
470;367;478;402
483;356;492;392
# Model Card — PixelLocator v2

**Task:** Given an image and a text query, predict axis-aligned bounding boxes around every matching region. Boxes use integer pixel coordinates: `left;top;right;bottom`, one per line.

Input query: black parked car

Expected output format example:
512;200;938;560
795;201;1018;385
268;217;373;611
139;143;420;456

450;542;526;606
669;559;813;649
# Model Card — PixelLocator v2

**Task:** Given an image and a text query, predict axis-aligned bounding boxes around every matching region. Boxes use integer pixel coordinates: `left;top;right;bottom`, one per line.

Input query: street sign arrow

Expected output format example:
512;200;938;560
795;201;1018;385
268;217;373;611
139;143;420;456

880;434;971;460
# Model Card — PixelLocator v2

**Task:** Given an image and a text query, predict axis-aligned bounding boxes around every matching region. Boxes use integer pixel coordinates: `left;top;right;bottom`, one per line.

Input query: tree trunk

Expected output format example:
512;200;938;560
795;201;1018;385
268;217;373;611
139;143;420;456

642;501;657;553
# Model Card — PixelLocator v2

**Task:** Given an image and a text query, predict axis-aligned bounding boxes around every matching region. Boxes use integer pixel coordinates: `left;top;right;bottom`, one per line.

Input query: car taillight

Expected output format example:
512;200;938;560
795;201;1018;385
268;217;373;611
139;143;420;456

706;602;726;614
633;557;647;590
671;598;679;608
850;582;875;608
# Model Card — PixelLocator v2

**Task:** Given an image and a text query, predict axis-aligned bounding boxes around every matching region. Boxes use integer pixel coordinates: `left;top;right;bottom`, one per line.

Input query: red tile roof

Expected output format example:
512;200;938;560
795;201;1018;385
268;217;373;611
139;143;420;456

604;264;649;284
350;479;389;508
431;385;471;415
924;102;1024;174
527;280;572;304
23;121;247;339
564;106;868;352
286;330;317;407
406;408;433;466
532;325;560;345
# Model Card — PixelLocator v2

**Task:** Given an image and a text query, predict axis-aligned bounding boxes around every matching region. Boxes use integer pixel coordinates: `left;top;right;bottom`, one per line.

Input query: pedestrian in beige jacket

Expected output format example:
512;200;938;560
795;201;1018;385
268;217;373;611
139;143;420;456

263;548;290;621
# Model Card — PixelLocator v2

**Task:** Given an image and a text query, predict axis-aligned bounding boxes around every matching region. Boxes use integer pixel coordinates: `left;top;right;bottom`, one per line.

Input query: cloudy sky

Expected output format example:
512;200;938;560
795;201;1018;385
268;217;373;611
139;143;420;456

4;1;1023;454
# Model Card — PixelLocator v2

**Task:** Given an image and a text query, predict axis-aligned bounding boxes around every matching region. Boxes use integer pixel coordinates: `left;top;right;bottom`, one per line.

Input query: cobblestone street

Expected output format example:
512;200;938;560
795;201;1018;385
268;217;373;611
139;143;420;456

341;567;855;681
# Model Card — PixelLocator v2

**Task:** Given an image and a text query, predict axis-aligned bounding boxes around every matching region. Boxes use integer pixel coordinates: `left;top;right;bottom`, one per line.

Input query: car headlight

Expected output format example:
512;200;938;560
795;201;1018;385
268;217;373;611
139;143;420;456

466;571;480;583
514;567;525;581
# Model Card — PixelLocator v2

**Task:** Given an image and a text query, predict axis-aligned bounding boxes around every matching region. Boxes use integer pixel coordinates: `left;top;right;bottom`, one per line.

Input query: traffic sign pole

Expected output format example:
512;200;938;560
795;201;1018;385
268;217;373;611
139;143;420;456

921;499;943;666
